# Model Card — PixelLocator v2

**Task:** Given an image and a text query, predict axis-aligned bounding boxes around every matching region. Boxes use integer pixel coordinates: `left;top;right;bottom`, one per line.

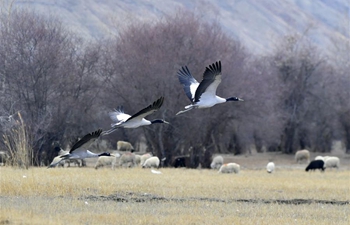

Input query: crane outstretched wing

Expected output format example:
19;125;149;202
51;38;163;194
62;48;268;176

194;61;222;103
177;66;199;102
126;97;164;122
69;129;102;153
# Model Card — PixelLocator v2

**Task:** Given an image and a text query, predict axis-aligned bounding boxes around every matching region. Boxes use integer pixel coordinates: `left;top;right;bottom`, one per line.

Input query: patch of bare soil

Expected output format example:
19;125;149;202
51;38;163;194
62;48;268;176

82;192;349;206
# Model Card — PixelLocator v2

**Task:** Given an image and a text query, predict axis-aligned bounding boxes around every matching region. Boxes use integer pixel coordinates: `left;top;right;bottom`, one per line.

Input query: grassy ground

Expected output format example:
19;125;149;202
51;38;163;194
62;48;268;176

1;157;349;225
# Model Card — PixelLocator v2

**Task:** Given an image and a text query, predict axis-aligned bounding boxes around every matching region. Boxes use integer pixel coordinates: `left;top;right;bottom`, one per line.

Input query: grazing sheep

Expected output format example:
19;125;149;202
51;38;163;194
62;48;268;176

119;152;136;168
135;155;141;165
66;159;81;167
95;154;120;170
81;159;87;167
142;156;160;168
0;151;10;166
295;149;310;164
117;141;134;152
172;156;190;168
140;153;152;166
218;163;240;174
314;156;333;163
210;155;224;169
324;156;340;169
266;162;275;173
305;160;325;172
315;156;324;161
323;156;331;161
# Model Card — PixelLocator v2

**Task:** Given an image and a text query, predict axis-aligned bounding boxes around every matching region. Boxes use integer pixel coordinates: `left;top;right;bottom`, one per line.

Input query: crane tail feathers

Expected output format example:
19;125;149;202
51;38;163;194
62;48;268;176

176;107;194;116
101;127;117;136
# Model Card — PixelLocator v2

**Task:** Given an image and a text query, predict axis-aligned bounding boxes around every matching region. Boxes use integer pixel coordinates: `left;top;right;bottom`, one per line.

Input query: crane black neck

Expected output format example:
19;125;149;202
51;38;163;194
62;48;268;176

226;97;242;102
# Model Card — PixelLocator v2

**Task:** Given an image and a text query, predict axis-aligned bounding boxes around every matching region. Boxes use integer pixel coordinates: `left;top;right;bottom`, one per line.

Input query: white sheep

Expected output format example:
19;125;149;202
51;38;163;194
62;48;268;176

315;156;324;161
117;141;134;152
94;153;120;169
210;155;224;169
266;162;275;173
324;156;340;170
119;152;136;168
140;153;152;166
142;156;160;168
295;149;310;164
323;156;331;161
135;155;141;165
218;163;240;174
314;156;333;163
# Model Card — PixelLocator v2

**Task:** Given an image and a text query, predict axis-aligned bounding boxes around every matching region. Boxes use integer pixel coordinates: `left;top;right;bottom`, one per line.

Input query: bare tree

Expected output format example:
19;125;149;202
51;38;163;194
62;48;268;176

328;32;350;153
0;9;104;165
235;56;285;153
271;34;334;153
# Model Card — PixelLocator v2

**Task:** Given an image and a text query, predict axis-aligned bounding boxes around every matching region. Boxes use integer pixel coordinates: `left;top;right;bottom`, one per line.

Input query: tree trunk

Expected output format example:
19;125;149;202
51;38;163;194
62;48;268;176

282;121;298;154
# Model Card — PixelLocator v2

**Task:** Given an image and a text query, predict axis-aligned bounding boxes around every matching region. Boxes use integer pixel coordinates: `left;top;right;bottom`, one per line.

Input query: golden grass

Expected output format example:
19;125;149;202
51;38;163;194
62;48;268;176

2;112;33;169
1;167;349;200
0;167;349;225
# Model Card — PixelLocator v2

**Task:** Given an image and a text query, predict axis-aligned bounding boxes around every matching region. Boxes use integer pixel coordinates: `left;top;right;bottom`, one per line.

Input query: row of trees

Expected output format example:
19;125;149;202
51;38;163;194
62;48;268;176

0;9;349;167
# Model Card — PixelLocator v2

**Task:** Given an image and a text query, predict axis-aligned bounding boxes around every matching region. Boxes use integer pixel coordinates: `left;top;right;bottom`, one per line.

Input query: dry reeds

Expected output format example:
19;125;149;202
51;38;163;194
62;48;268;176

2;112;33;169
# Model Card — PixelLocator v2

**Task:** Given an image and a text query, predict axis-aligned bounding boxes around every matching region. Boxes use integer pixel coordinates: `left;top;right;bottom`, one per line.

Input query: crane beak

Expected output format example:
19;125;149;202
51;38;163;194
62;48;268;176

238;98;244;101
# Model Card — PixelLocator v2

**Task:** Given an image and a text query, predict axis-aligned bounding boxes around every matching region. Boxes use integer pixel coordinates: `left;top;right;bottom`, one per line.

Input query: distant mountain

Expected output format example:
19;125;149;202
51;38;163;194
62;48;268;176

9;0;350;56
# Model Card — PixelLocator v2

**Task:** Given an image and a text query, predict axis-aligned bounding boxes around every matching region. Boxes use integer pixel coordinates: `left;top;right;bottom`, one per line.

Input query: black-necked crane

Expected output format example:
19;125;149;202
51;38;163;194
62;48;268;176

176;61;243;115
102;96;169;136
48;129;110;168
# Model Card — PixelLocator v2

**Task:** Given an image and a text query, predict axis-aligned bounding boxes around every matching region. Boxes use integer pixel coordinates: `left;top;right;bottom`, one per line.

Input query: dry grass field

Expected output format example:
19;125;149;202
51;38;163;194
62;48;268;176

1;154;349;225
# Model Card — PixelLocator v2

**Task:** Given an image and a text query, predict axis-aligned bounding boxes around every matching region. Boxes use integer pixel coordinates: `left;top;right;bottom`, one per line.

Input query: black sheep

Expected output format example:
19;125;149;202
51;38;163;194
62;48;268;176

171;156;191;168
173;157;187;168
305;160;325;172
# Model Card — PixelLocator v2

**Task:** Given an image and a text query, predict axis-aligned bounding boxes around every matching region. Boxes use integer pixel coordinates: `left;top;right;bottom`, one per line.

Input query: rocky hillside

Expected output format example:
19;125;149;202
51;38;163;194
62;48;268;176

8;0;350;55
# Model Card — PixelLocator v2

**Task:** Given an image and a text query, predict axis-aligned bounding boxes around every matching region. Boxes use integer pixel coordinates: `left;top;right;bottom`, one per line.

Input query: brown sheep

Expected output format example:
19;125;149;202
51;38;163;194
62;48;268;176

117;141;134;152
119;152;136;168
140;153;152;166
295;149;310;164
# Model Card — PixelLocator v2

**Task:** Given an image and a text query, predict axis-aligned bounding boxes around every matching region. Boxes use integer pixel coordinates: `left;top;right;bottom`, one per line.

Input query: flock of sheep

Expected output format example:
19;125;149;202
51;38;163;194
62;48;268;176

204;149;341;174
89;147;341;174
95;152;160;169
295;149;340;172
1;143;342;173
44;145;342;173
206;149;340;174
96;141;162;169
210;155;274;174
94;152;243;173
50;141;160;170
